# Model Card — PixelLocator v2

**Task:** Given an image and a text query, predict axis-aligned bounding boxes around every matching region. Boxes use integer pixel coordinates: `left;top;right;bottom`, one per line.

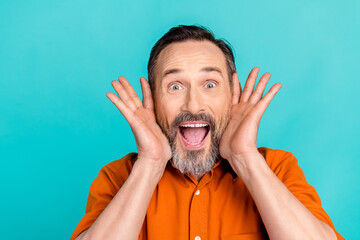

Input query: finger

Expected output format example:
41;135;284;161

140;77;154;110
254;83;282;117
231;73;241;105
111;79;137;111
118;76;143;108
248;72;271;104
106;92;136;123
240;67;259;103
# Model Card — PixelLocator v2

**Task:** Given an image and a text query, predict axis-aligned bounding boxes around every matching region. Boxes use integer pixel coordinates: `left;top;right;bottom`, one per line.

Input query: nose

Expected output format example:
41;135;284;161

181;85;206;114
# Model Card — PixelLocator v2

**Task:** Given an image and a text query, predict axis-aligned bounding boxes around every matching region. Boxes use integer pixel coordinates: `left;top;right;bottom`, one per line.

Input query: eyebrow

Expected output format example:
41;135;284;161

162;66;224;78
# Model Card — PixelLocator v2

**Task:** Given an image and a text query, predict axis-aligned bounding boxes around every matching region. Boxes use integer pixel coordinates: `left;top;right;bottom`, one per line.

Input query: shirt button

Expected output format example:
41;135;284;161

195;189;200;195
195;236;201;240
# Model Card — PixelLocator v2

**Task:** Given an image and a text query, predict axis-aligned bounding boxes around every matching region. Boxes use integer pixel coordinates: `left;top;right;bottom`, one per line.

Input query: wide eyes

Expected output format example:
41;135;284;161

169;83;183;90
204;82;216;88
168;81;217;91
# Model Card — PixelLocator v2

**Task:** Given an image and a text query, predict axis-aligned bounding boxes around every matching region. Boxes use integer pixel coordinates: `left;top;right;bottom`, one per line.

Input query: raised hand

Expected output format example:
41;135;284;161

219;67;282;167
106;76;172;167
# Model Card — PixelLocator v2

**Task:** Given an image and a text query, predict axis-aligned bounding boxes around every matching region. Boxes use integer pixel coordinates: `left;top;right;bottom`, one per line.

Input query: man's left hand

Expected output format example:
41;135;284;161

219;67;282;173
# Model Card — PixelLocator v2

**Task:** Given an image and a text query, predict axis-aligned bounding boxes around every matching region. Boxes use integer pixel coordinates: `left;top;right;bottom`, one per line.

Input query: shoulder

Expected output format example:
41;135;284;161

258;146;296;163
98;152;138;187
258;147;293;159
257;146;300;177
104;152;138;173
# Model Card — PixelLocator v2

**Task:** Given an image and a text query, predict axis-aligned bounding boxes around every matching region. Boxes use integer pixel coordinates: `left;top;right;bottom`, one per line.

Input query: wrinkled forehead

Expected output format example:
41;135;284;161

154;40;228;84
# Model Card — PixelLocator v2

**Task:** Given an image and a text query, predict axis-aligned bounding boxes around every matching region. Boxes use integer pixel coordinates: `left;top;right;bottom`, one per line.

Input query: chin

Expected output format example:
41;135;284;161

171;136;217;177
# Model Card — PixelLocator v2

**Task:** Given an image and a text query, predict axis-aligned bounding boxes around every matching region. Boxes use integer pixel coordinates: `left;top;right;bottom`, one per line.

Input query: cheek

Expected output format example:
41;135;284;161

211;97;231;127
155;99;181;126
208;93;231;113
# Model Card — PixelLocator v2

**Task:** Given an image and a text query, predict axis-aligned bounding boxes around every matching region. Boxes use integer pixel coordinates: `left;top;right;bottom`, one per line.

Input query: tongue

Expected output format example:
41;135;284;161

182;127;207;144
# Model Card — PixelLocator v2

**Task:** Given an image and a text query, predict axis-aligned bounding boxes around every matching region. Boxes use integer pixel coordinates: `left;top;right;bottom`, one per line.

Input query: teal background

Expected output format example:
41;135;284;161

0;0;358;239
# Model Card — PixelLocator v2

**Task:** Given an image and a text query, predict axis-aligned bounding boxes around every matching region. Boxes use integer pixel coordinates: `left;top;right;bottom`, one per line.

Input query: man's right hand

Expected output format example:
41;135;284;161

106;76;172;171
75;77;171;240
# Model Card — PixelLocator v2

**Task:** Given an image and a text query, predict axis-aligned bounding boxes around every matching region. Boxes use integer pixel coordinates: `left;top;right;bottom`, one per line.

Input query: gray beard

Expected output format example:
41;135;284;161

171;138;219;178
157;112;230;179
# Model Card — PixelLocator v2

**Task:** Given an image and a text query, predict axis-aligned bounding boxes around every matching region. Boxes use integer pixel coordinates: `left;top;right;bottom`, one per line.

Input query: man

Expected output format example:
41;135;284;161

71;25;344;240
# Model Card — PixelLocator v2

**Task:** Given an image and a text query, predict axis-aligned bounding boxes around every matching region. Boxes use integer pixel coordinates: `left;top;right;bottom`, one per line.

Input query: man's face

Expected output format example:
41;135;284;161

153;40;233;178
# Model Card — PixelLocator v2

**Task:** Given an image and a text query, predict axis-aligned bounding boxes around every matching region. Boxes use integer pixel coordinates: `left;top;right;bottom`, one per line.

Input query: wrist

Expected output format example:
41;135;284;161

132;157;167;183
230;150;266;181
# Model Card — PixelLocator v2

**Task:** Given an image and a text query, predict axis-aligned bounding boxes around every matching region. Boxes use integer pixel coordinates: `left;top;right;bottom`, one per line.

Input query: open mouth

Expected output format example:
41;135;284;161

178;121;210;150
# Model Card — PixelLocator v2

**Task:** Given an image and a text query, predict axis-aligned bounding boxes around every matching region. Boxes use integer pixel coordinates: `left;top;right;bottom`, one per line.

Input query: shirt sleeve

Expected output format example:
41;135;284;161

263;148;344;240
70;153;137;240
70;165;120;240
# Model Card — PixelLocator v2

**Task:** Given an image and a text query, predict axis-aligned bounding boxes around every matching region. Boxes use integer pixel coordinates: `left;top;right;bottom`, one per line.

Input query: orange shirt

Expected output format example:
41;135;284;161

71;147;344;240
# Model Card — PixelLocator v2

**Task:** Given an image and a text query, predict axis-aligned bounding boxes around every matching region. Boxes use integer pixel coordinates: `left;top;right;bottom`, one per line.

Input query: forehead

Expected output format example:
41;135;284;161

155;40;227;78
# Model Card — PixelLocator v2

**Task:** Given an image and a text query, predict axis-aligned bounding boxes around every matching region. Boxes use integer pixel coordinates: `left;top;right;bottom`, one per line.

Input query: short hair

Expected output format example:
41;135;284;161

147;24;236;94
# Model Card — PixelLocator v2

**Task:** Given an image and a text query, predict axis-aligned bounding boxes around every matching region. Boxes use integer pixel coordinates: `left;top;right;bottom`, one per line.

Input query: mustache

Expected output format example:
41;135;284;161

171;112;216;131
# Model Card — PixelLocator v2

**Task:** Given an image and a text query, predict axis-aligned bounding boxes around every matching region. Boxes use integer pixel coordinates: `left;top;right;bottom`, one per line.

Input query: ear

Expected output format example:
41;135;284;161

231;72;242;105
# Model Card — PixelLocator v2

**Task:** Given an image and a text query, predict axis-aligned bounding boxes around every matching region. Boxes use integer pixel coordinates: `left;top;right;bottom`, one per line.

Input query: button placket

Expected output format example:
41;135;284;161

189;187;204;240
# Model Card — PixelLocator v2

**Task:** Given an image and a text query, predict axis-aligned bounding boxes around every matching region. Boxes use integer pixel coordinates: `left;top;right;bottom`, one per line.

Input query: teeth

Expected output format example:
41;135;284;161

180;123;209;127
